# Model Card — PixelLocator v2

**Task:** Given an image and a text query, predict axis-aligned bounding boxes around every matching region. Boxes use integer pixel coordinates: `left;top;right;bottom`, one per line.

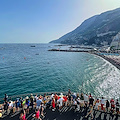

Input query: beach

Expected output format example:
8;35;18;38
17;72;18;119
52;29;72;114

94;53;120;70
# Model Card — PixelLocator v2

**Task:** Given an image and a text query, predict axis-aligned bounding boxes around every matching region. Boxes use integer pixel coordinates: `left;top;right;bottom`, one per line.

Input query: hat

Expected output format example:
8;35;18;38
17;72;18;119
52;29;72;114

26;96;29;99
59;93;63;98
90;104;93;107
31;93;33;96
74;93;76;96
0;113;2;118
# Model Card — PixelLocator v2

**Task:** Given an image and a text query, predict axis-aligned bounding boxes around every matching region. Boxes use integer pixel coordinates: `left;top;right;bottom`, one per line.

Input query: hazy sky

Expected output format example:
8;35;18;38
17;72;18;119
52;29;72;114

0;0;120;43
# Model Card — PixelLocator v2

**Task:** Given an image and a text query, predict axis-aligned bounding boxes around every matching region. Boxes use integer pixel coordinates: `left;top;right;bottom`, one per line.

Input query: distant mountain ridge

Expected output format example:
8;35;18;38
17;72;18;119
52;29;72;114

50;8;120;46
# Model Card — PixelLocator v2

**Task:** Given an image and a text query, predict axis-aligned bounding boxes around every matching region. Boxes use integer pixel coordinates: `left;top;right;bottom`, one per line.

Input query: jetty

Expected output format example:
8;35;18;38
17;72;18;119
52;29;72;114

48;49;90;52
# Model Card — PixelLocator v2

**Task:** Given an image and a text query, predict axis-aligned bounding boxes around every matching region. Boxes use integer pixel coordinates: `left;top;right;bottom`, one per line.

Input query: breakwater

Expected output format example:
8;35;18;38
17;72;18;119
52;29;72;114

48;49;90;52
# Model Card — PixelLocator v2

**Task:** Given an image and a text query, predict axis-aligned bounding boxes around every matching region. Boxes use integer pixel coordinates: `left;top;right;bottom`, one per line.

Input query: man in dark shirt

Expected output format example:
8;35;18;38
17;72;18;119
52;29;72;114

4;94;8;102
89;97;94;106
68;89;71;95
4;101;9;114
116;99;119;114
30;94;34;109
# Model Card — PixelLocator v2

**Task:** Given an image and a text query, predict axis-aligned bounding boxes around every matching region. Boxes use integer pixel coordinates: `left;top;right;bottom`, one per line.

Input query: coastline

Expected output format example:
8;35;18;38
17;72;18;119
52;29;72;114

48;48;120;70
93;53;120;70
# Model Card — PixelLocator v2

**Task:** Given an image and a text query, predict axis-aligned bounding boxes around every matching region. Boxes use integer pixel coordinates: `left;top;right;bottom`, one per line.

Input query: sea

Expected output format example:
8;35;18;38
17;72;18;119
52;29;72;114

0;44;120;100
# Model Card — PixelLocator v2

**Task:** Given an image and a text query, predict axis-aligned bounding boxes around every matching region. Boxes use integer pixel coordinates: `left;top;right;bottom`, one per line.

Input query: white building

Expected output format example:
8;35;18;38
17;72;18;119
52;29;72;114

110;32;120;49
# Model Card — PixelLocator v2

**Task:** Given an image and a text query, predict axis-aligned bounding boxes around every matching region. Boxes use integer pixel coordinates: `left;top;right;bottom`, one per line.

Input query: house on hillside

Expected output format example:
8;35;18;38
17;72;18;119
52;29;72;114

110;32;120;50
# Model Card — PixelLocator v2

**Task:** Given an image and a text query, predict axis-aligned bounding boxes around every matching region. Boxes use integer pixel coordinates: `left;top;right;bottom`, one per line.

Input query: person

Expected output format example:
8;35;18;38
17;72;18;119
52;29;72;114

30;94;34;109
20;97;23;108
89;93;92;99
85;104;94;119
25;96;30;114
40;102;44;118
52;98;55;111
33;108;41;120
116;99;119;114
9;100;13;111
0;112;2;118
36;97;42;109
94;99;100;110
72;93;76;100
63;95;68;106
50;94;54;100
16;98;20;111
68;93;71;106
77;97;80;111
4;101;9;114
0;105;3;113
80;93;84;101
22;99;26;109
43;93;47;105
0;105;3;118
4;94;8;102
68;89;71;96
80;93;84;110
19;109;27;120
106;100;110;112
34;95;38;102
110;98;115;110
100;97;105;111
73;99;77;112
13;101;16;113
54;93;58;106
89;96;94;106
84;94;88;107
57;96;64;110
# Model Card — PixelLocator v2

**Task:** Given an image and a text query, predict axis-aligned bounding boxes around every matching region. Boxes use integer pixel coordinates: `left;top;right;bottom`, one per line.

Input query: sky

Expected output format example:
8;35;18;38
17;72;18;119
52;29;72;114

0;0;120;43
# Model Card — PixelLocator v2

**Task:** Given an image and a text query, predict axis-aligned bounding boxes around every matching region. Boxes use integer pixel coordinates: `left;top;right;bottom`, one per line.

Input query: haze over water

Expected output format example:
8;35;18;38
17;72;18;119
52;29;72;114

0;44;120;99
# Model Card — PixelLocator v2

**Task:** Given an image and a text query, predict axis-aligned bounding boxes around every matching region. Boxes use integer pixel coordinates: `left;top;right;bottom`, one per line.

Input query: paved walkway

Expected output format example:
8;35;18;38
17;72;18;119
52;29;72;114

1;106;120;120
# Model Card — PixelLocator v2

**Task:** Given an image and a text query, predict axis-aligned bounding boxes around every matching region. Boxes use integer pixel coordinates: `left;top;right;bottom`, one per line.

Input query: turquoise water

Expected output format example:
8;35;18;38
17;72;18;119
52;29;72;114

0;44;120;99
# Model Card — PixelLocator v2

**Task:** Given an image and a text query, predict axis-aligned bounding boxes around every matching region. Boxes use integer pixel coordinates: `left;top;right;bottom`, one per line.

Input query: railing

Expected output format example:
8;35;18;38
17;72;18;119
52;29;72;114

0;91;119;104
0;91;68;103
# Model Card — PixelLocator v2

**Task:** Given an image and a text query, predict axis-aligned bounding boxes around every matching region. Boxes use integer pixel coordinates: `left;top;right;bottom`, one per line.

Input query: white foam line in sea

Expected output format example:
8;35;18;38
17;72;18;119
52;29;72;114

94;55;120;99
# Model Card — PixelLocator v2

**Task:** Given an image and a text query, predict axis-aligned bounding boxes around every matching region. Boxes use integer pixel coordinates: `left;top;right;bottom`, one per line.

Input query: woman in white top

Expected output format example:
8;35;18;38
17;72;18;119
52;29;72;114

100;97;105;111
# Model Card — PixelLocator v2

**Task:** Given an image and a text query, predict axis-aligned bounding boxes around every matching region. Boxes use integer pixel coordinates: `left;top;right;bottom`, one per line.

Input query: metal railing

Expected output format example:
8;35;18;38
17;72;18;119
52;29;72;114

0;91;68;103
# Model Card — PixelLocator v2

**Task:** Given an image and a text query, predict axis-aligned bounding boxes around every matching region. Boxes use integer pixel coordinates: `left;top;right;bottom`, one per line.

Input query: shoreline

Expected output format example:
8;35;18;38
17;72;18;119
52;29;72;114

92;53;120;70
48;49;120;70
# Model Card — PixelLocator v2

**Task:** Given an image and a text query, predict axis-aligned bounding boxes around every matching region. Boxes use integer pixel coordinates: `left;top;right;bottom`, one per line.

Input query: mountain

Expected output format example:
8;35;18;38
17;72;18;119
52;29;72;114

50;8;120;46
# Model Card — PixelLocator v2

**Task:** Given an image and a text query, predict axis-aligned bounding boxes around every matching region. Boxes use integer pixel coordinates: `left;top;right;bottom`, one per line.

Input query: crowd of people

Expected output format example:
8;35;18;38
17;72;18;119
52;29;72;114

0;90;120;120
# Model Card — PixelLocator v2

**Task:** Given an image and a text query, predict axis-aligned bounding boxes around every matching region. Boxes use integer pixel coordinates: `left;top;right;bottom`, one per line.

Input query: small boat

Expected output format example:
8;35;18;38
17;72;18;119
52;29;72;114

30;45;35;47
35;53;39;55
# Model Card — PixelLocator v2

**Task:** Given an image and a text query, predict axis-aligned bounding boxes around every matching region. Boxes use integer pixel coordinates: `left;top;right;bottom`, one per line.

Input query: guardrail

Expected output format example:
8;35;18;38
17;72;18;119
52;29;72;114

0;91;119;104
0;91;68;103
